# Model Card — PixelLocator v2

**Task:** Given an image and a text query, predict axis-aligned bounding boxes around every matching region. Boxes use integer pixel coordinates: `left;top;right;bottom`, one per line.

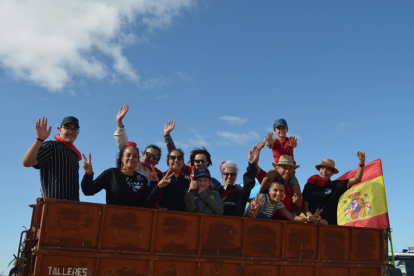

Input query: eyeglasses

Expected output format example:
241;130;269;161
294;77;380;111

61;126;80;133
194;159;207;164
223;172;237;177
169;155;183;161
144;152;160;161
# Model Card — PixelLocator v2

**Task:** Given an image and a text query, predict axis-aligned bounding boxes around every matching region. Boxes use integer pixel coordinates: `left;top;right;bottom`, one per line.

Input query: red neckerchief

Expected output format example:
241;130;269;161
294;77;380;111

307;174;329;187
54;134;81;161
220;187;238;201
140;162;162;173
164;169;183;176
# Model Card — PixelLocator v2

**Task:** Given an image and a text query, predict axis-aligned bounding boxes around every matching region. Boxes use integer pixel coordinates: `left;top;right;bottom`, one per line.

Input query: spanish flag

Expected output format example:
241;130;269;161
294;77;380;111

336;159;390;229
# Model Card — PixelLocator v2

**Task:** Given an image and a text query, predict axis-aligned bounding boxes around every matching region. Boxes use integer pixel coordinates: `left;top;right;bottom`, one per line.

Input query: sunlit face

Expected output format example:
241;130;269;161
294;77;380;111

58;123;79;144
122;146;139;170
222;167;237;186
319;166;334;181
194;153;208;169
142;147;160;167
276;165;293;180
274;126;288;139
196;176;211;190
269;183;285;203
168;150;184;171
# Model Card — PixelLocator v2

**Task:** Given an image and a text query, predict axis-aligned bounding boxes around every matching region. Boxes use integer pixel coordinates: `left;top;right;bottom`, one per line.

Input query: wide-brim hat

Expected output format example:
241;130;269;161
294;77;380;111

272;155;300;169
315;159;339;174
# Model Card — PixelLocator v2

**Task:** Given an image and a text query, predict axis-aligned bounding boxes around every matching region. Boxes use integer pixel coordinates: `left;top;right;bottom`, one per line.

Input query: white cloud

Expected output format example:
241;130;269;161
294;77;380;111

0;0;196;91
177;71;195;82
155;94;170;100
140;77;173;90
217;131;260;145
219;115;247;126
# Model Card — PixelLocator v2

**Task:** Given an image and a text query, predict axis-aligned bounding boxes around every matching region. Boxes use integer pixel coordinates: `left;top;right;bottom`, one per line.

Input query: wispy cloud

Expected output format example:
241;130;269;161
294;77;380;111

155;94;170;100
217;131;260;145
139;77;173;90
219;115;247;126
177;71;195;82
0;0;196;91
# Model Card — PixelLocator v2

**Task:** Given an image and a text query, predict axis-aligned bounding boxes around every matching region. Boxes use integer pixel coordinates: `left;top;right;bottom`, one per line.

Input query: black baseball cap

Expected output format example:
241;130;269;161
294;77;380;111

194;168;211;179
60;116;79;128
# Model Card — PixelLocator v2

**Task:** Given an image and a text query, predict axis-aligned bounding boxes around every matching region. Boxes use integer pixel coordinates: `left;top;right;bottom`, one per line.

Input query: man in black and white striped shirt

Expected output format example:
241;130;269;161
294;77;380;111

22;116;82;201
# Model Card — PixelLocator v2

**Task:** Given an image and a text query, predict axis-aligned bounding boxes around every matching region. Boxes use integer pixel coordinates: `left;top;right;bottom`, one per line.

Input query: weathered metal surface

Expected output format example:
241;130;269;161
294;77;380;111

22;198;388;276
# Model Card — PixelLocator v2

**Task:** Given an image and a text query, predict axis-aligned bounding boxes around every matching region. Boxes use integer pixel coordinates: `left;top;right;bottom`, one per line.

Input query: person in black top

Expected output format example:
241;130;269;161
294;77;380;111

148;148;191;212
217;146;259;217
22;116;81;201
302;151;366;225
81;142;158;208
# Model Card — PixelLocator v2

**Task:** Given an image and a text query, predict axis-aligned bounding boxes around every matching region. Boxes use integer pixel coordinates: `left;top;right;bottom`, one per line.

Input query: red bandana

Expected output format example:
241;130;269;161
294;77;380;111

54;134;81;161
220;187;238;201
140;162;162;174
195;188;211;193
164;169;183;176
307;174;329;187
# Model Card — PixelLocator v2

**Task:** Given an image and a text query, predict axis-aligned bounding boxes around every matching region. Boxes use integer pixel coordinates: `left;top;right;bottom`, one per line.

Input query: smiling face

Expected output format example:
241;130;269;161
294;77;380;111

168;150;184;171
194;153;208;169
196;176;211;190
58;123;79;144
319;166;334;181
222;167;237;186
269;182;285;203
142;147;160;168
122;146;139;170
276;165;293;181
274;126;288;140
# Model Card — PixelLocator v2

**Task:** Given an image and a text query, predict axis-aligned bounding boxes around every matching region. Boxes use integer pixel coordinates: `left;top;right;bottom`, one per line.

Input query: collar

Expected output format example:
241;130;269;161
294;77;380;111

54;134;81;161
307;174;330;187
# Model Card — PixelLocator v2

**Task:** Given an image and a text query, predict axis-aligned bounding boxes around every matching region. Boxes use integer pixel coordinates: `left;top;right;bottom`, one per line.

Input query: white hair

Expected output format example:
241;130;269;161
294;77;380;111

220;160;239;174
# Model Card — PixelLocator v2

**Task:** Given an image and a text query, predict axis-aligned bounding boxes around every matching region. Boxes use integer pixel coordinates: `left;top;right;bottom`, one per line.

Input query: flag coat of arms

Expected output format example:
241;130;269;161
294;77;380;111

336;159;390;229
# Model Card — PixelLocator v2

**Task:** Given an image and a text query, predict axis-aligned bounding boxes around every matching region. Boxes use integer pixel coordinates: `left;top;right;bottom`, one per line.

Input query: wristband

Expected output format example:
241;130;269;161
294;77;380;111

307;215;312;222
36;138;44;142
359;163;365;167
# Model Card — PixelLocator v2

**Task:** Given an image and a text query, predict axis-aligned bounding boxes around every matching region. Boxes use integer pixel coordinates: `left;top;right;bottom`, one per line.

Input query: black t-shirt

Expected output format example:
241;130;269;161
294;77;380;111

303;179;349;225
81;168;154;207
158;175;190;211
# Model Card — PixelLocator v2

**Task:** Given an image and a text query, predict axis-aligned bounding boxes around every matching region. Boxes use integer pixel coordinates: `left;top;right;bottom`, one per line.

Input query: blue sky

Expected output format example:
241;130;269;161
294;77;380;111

1;0;413;272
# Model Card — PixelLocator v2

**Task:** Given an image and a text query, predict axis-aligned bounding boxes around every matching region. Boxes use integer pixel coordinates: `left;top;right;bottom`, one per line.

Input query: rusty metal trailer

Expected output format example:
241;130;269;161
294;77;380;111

15;198;388;276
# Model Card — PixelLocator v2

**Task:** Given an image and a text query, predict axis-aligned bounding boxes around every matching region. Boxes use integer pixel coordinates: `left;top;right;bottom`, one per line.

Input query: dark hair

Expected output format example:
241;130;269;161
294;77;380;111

268;178;286;189
142;144;162;158
188;147;212;167
166;148;185;166
116;144;139;169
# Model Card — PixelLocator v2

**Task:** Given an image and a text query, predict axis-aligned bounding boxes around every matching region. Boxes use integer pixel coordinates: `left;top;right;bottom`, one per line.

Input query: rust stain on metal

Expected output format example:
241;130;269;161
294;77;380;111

103;266;145;276
110;211;143;230
199;263;239;276
353;230;380;261
246;223;278;256
162;217;188;235
285;225;317;259
244;265;280;276
321;229;349;260
201;222;240;257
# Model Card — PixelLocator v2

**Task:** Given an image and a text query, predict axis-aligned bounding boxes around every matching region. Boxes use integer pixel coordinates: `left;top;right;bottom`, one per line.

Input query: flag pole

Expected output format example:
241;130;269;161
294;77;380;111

389;229;395;265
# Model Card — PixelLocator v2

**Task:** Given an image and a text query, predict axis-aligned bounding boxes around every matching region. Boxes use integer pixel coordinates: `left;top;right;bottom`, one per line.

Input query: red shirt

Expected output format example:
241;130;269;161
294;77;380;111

271;138;295;164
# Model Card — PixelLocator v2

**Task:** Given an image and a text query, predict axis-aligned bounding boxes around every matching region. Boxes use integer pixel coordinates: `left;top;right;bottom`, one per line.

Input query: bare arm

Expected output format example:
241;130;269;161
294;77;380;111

348;151;366;187
279;207;322;223
22;117;52;167
114;105;129;150
259;170;277;192
303;201;313;217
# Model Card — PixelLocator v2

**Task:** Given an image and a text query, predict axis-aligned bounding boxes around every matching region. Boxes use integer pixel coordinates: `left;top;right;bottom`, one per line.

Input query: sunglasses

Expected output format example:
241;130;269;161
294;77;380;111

223;172;237;177
144;152;160;161
169;155;183;161
194;159;207;164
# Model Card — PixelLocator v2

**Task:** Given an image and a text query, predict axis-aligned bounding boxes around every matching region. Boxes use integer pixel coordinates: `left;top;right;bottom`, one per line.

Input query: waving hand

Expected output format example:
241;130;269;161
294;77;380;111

36;117;52;140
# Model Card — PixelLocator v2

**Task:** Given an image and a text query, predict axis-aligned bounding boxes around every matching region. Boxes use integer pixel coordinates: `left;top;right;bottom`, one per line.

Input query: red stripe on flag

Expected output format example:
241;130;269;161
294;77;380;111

335;159;382;184
341;212;390;229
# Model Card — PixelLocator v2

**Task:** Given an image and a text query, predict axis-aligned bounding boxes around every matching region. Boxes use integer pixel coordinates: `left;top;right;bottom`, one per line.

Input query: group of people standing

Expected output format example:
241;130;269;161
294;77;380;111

22;104;366;226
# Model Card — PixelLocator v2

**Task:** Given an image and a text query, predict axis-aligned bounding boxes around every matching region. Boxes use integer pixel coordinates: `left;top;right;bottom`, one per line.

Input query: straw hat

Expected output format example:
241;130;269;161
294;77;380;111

272;155;300;169
315;159;339;174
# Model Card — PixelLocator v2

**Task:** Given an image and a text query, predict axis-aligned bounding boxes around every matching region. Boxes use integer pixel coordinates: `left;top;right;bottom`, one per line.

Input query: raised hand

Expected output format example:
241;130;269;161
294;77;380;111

164;120;175;136
145;165;158;181
189;179;198;190
288;136;298;148
249;193;263;216
357;151;366;165
116;104;129;127
158;170;173;188
256;138;267;151
82;153;93;175
266;132;274;146
248;145;260;164
35;117;52;140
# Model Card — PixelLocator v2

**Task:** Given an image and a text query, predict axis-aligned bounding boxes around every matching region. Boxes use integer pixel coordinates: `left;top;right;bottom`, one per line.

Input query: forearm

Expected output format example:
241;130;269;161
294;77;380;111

349;165;365;187
184;190;196;212
114;126;128;150
22;139;43;167
259;171;276;192
164;134;176;152
243;163;257;190
303;201;313;216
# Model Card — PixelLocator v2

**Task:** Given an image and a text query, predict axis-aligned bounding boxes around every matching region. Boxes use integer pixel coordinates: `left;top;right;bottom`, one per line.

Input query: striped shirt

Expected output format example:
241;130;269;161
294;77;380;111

244;193;285;219
33;141;79;201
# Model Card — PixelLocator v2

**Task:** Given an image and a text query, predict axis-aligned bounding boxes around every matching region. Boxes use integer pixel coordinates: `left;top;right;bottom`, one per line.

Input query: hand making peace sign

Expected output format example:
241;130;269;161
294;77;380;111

144;165;159;181
249;193;264;217
158;170;173;188
82;153;93;175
